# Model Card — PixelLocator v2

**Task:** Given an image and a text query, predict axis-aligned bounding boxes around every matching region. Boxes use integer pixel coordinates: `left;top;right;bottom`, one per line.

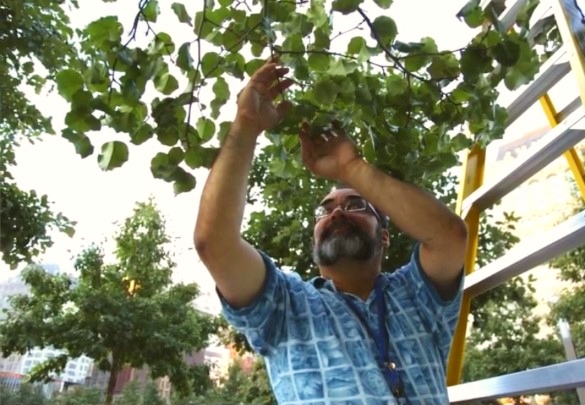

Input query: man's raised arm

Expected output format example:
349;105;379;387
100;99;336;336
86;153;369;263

194;59;292;308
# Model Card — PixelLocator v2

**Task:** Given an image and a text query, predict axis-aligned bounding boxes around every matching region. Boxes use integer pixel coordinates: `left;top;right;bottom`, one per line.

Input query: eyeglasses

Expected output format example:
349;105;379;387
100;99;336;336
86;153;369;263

314;197;382;222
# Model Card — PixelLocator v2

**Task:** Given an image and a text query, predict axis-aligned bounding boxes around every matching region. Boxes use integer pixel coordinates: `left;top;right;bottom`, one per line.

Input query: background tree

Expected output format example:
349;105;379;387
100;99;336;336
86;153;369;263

142;381;165;405
0;0;80;268
114;380;142;405
0;382;47;405
545;189;585;404
185;358;274;405
50;386;104;405
0;200;217;405
462;212;565;384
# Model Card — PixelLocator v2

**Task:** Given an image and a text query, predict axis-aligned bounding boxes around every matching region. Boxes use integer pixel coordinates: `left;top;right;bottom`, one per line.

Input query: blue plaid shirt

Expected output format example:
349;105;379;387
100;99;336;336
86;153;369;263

221;246;462;405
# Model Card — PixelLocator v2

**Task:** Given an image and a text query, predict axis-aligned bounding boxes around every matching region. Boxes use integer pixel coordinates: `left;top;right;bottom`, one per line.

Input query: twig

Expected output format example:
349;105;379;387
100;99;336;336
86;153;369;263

185;1;208;145
331;20;366;42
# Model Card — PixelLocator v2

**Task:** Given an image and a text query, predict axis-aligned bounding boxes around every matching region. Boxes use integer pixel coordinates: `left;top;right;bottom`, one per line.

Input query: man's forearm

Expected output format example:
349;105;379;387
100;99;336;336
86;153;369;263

339;159;464;246
195;121;259;246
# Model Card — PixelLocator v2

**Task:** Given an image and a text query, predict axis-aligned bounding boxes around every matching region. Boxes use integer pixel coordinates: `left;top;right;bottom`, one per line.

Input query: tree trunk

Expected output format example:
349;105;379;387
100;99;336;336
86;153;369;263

105;355;121;405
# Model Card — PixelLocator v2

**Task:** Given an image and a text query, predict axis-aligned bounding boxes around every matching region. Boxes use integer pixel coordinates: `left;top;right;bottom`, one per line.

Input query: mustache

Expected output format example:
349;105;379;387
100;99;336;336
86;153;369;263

319;218;362;241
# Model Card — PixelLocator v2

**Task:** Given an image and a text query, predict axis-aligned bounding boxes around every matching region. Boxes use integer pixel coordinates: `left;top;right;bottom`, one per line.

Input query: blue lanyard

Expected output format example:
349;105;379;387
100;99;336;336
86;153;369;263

342;276;408;402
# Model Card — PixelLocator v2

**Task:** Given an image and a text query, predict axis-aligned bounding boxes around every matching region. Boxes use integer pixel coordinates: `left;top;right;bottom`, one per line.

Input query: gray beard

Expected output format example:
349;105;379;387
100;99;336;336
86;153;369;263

313;228;381;266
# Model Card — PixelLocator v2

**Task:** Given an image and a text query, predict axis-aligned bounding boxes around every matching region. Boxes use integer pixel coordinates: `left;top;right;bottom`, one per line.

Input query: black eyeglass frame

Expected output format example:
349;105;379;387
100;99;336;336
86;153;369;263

314;197;383;223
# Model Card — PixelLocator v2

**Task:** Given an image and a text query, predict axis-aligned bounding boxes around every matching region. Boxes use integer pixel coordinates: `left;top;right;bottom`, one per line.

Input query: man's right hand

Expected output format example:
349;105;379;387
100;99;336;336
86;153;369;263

235;58;294;136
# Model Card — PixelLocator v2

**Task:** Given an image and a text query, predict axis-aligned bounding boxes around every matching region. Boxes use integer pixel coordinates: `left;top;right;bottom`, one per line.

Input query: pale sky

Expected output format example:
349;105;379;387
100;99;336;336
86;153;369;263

5;0;548;312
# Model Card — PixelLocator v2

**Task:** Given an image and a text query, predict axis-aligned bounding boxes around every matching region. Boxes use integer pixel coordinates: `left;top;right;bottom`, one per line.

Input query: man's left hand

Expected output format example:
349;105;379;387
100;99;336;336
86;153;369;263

299;122;362;181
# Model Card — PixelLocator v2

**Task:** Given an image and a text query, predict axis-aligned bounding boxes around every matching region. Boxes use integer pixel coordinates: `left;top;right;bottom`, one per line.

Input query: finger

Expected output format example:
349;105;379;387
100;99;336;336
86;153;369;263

252;62;279;82
299;121;310;138
268;78;295;98
276;100;292;120
299;129;314;164
267;54;280;64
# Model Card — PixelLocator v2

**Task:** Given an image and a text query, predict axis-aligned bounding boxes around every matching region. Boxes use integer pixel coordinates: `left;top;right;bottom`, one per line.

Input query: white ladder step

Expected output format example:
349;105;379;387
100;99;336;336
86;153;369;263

461;109;585;218
506;46;570;127
464;209;585;297
449;358;585;403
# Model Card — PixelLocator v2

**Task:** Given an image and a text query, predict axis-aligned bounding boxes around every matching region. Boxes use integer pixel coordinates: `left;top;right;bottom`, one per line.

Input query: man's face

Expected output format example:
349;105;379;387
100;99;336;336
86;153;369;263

312;188;387;266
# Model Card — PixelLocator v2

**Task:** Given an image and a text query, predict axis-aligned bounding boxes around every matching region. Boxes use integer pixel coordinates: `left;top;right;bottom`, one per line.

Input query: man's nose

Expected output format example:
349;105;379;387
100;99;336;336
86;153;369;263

330;206;345;218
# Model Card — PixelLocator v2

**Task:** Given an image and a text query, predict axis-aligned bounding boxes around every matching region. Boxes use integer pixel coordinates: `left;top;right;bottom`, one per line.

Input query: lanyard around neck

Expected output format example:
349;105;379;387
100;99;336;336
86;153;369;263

341;276;407;401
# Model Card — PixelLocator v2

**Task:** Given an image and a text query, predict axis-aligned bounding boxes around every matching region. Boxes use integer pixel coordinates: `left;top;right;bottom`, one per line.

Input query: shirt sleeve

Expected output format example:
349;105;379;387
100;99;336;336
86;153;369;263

391;244;464;353
218;251;303;356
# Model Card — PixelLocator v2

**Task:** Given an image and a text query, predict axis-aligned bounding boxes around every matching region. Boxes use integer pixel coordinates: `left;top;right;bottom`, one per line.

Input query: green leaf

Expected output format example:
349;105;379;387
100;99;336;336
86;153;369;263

493;40;521;67
282;34;305;53
245;59;265;76
196;118;216;142
332;0;362;14
171;3;192;26
62;129;94;158
371;16;397;45
464;6;484;28
374;0;392;8
168;147;184;165
456;0;480;19
212;77;230;100
222;30;243;52
460;46;492;81
151;152;178;181
347;37;366;54
427;54;461;80
313;28;330;49
451;133;472;151
308;53;331;72
172;168;196;195
327;59;358;76
85;16;123;45
404;55;428;72
386;74;408;96
157;128;179;146
201;52;222;77
155;72;179;95
98;141;129;171
150;33;175;55
143;0;159;22
314;78;338;105
504;68;531;90
65;110;101;133
131;123;154;145
177;42;193;71
184;146;219;169
393;41;424;53
307;2;329;27
56;70;85;101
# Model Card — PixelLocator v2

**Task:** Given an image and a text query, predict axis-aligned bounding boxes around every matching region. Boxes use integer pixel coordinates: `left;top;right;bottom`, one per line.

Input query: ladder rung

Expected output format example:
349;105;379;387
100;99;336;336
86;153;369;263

506;47;570;127
501;0;531;31
461;110;585;217
557;96;581;122
448;358;585;403
464;209;585;298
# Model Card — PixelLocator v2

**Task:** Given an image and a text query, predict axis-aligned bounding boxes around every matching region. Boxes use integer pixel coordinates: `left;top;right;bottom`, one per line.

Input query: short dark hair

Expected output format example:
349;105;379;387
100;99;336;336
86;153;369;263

331;184;390;228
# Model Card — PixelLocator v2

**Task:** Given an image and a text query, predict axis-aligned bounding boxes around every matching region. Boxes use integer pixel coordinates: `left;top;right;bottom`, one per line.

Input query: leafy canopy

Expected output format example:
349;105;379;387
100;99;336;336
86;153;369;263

0;0;79;268
53;0;548;195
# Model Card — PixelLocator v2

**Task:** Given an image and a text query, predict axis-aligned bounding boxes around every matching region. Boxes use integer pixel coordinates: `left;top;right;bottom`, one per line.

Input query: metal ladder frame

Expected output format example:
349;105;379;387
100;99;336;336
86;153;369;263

446;0;585;401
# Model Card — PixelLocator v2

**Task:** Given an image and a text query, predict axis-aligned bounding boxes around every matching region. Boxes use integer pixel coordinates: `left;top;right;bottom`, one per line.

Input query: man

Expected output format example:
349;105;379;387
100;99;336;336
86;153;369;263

194;58;467;405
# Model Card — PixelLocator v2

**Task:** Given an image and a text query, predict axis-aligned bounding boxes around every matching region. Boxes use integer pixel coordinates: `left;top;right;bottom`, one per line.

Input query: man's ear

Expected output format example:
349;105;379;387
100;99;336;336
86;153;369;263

381;229;390;249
